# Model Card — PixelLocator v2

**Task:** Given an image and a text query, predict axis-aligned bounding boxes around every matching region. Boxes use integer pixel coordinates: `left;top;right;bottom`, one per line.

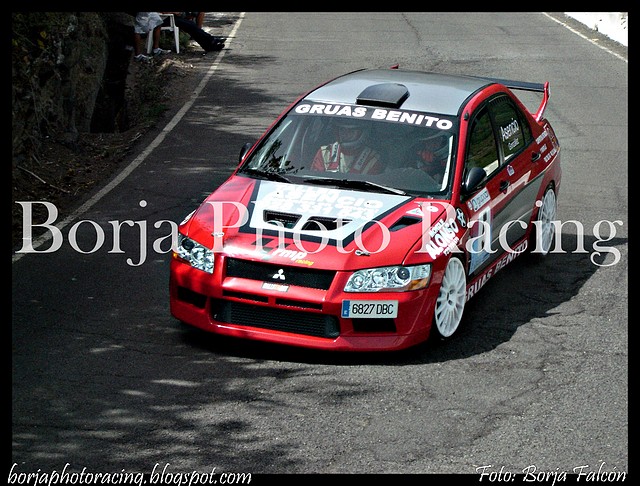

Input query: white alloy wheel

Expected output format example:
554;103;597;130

433;257;467;338
535;187;557;256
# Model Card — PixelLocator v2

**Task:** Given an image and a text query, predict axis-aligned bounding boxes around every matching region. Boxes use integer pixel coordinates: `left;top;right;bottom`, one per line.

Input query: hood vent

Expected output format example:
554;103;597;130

263;210;300;229
356;83;409;108
301;216;352;231
389;216;421;232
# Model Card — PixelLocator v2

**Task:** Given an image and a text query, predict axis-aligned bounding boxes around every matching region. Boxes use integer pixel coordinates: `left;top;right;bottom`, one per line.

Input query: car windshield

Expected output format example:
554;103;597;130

238;104;457;197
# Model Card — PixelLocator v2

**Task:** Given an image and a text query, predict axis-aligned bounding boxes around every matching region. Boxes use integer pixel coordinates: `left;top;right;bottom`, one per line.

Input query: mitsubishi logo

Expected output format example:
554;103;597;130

272;269;286;280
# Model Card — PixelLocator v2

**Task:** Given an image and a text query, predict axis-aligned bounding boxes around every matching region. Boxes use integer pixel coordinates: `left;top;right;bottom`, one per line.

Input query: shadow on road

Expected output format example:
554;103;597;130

178;233;626;366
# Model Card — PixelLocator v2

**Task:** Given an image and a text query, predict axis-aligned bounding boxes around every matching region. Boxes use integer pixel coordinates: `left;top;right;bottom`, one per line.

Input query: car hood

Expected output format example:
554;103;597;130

180;176;458;270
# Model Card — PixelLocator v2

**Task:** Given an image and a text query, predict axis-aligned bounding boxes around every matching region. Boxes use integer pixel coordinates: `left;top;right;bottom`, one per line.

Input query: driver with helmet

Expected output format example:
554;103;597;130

412;133;450;184
311;120;383;174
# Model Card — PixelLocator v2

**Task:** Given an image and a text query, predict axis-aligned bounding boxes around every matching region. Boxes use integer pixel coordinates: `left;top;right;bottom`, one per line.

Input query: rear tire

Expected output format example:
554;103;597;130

531;185;557;256
433;257;467;338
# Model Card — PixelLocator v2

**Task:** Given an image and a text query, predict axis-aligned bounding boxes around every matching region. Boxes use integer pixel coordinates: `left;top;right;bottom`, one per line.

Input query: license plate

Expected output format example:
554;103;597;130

341;300;398;319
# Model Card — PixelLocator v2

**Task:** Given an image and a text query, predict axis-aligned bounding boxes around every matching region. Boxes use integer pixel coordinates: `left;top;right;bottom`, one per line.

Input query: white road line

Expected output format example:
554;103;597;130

543;12;628;63
13;13;246;264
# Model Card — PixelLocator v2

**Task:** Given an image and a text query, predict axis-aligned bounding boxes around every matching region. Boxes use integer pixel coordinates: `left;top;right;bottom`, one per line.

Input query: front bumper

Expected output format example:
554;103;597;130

169;255;437;351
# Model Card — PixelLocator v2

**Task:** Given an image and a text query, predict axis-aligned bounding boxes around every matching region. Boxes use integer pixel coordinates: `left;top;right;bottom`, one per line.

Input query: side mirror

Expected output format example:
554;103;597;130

239;142;253;163
462;167;486;195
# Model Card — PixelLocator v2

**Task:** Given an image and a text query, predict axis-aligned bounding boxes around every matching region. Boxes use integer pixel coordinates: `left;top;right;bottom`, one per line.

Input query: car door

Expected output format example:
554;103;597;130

463;94;538;277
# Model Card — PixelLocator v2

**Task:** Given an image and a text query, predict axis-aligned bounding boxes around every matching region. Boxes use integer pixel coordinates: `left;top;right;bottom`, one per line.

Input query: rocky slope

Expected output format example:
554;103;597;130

12;12;206;250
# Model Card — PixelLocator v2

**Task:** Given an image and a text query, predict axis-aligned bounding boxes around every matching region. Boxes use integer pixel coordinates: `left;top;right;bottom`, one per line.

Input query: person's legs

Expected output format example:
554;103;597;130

133;33;143;55
153;27;161;49
195;12;205;29
169;16;224;51
133;32;151;61
152;26;171;55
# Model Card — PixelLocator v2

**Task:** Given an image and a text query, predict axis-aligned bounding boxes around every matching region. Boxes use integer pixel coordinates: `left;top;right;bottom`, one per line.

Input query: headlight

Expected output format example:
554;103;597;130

174;234;214;274
344;264;431;292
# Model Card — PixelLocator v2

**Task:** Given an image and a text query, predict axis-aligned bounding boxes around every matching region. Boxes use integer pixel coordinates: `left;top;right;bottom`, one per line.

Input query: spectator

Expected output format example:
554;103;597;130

311;120;384;174
162;12;225;51
132;12;171;62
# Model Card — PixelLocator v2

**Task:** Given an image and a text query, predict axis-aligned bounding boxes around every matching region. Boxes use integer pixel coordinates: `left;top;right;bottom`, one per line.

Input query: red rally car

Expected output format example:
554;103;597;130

169;67;561;352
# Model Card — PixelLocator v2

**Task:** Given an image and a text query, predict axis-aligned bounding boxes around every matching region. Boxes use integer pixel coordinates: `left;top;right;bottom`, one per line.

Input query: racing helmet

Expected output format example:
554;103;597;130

416;133;449;167
336;120;367;151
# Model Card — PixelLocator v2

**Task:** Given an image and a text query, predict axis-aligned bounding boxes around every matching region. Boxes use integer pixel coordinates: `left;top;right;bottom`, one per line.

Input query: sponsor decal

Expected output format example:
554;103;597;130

500;118;520;141
263;246;315;266
466;240;528;300
468;188;491;212
543;147;558;163
535;129;548;144
468;206;493;274
455;207;467;228
293;103;455;131
422;216;462;259
543;122;560;150
407;202;439;217
272;247;308;263
249;181;409;243
295;259;314;266
262;282;289;292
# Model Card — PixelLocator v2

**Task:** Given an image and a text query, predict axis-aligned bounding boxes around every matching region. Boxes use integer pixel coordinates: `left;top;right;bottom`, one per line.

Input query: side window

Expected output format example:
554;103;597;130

466;107;499;178
490;96;531;163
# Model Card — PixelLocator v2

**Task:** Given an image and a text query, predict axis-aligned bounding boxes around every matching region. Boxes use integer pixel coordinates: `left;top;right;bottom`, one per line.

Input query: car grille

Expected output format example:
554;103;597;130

225;257;336;290
211;300;340;338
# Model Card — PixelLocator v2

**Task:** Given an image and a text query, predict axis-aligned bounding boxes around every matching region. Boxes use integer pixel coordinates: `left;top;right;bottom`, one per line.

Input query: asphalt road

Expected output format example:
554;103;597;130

12;12;628;478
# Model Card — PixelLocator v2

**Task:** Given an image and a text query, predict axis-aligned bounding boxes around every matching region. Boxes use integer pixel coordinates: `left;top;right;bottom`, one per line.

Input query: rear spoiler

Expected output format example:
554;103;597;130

388;66;551;123
479;76;550;122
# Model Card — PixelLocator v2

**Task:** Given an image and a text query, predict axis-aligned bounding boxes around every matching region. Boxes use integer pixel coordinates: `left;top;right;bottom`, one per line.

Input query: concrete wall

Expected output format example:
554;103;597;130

565;12;628;46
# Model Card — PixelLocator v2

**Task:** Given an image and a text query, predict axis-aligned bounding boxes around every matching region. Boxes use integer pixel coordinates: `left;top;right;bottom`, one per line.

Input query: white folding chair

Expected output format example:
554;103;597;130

146;14;180;54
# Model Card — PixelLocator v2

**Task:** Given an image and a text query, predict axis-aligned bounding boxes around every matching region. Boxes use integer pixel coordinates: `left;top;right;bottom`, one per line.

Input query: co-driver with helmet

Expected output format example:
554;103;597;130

412;133;450;185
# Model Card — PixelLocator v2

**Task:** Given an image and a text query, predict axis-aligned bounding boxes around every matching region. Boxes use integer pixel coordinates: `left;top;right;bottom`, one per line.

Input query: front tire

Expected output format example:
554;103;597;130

433;257;467;338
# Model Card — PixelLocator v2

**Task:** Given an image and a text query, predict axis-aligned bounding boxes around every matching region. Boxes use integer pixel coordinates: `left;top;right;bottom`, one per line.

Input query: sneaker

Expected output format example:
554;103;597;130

134;53;151;62
153;47;171;56
204;39;225;52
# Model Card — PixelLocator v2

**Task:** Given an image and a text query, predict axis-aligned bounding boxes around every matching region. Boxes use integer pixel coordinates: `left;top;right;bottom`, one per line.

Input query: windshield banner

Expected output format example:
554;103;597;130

293;102;456;131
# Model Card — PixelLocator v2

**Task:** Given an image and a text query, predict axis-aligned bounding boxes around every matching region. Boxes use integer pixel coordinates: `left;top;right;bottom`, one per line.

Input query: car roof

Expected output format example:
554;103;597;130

303;68;494;116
